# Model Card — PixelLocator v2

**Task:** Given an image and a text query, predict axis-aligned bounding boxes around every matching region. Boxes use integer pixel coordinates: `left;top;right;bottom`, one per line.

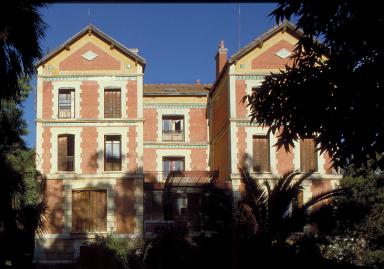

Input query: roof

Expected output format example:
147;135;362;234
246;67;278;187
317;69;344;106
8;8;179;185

210;21;303;96
36;24;146;68
144;83;211;96
229;20;302;64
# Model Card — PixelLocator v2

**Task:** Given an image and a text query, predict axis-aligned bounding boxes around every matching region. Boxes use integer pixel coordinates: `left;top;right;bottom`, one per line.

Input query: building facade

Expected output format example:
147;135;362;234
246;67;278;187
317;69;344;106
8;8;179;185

34;22;341;263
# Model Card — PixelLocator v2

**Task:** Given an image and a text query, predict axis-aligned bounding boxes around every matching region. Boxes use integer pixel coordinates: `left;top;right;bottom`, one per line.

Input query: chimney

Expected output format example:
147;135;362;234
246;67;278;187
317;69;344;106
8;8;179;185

215;40;228;78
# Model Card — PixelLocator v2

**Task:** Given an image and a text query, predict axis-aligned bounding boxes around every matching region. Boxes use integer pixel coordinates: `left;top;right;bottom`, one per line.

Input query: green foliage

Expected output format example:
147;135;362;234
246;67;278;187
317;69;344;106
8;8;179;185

86;233;144;269
245;1;384;170
0;1;47;101
320;170;384;268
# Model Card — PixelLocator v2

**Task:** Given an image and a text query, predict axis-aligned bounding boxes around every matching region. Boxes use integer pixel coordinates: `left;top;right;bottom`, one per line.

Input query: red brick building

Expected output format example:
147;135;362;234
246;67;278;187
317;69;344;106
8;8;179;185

34;22;341;263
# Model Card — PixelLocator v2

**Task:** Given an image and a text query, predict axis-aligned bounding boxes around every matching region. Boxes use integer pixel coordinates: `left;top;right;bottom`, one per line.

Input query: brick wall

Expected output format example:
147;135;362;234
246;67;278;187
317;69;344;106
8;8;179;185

189;108;207;142
115;179;136;233
42;81;53;119
251;39;294;69
45;180;64;233
127;80;137;118
59;42;120;71
236;80;247;118
143;108;157;142
80;81;99;118
81;127;98;173
128;126;138;172
42;127;52;174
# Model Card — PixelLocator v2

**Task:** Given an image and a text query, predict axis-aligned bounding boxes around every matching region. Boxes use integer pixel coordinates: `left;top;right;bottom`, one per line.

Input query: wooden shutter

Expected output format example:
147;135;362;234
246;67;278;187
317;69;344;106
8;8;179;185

300;138;318;172
72;190;107;233
72;190;90;232
58;135;68;171
253;135;270;172
90;190;107;232
104;89;121;118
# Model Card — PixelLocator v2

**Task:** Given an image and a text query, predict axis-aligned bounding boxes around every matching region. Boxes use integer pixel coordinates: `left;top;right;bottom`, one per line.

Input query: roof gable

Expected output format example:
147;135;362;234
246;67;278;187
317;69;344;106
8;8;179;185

36;24;146;68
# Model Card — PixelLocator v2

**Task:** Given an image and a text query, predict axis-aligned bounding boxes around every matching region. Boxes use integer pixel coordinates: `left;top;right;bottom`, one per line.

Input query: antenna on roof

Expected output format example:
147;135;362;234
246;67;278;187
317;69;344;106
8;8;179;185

88;7;92;26
237;3;241;50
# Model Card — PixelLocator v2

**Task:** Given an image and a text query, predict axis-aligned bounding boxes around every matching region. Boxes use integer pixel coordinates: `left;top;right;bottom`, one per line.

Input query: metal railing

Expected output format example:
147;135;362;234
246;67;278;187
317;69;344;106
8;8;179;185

144;171;218;186
162;130;184;141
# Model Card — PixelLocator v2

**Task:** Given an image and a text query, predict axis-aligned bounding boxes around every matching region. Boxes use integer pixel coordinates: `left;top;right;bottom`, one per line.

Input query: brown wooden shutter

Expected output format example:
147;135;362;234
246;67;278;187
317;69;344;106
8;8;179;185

253;135;270;172
58;135;68;171
72;190;90;232
90;190;107;232
104;89;121;118
300;138;318;172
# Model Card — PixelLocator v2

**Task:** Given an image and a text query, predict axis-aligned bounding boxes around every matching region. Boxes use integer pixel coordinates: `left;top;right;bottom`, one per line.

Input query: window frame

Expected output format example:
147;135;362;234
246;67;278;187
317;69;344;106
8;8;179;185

300;138;318;172
162;115;185;142
57;134;75;172
252;134;271;173
104;88;122;119
58;88;75;119
104;135;122;171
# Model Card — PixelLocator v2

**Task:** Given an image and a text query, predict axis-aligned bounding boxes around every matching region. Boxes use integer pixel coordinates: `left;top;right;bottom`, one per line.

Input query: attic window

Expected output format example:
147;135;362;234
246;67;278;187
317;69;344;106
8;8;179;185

275;48;292;59
82;50;98;61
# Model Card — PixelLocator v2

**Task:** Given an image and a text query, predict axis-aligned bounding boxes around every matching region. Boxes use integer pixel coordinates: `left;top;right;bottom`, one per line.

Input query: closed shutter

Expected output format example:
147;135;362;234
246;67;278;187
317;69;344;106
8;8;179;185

300;138;318;172
253;135;270;172
91;190;107;232
72;190;107;233
104;89;121;118
72;190;90;232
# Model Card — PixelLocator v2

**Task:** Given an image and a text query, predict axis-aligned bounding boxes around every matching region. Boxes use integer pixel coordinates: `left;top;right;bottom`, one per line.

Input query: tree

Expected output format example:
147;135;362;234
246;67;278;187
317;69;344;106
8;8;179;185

0;1;47;101
244;1;384;169
319;168;384;268
234;168;343;268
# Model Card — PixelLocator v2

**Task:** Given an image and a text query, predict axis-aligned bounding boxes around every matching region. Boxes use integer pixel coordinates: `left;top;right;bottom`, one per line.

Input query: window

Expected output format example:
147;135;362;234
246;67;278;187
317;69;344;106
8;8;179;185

162;115;184;141
104;88;121;118
58;89;75;118
162;157;185;179
57;134;75;171
72;190;107;232
104;135;121;171
253;135;270;172
300;138;318;172
177;194;188;216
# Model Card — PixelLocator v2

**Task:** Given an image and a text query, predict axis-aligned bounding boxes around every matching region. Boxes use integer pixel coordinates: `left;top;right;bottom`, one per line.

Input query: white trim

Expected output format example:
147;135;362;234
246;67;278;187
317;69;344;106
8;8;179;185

36;122;43;172
137;122;144;172
96;127;128;174
230;122;237;174
228;65;236;118
244;79;263;116
98;80;128;119
52;81;82;120
63;179;116;233
36;76;43;118
293;140;300;170
155;149;192;178
137;67;143;118
156;108;190;142
50;127;82;174
245;126;278;174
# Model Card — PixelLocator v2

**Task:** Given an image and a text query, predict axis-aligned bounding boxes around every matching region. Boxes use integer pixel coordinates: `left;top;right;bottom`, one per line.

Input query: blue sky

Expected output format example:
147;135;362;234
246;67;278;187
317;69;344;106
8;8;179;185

23;3;278;147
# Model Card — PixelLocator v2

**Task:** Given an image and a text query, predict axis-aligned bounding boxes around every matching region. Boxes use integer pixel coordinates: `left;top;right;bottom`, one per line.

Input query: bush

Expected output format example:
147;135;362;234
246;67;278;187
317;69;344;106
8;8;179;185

83;233;144;269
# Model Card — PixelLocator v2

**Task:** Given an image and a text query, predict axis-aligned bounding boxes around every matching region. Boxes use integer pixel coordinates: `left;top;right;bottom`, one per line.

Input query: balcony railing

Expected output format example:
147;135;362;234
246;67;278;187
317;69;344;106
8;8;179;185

162;130;184;141
58;156;74;172
144;171;218;187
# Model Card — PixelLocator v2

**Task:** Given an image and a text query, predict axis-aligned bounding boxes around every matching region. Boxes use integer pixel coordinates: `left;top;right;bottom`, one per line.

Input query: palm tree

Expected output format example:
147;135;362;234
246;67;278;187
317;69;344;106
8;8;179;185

0;1;48;101
235;168;344;247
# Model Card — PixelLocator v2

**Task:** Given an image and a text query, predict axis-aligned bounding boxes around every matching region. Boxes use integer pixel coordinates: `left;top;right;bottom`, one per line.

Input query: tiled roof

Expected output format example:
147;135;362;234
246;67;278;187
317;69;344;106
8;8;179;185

144;83;211;96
